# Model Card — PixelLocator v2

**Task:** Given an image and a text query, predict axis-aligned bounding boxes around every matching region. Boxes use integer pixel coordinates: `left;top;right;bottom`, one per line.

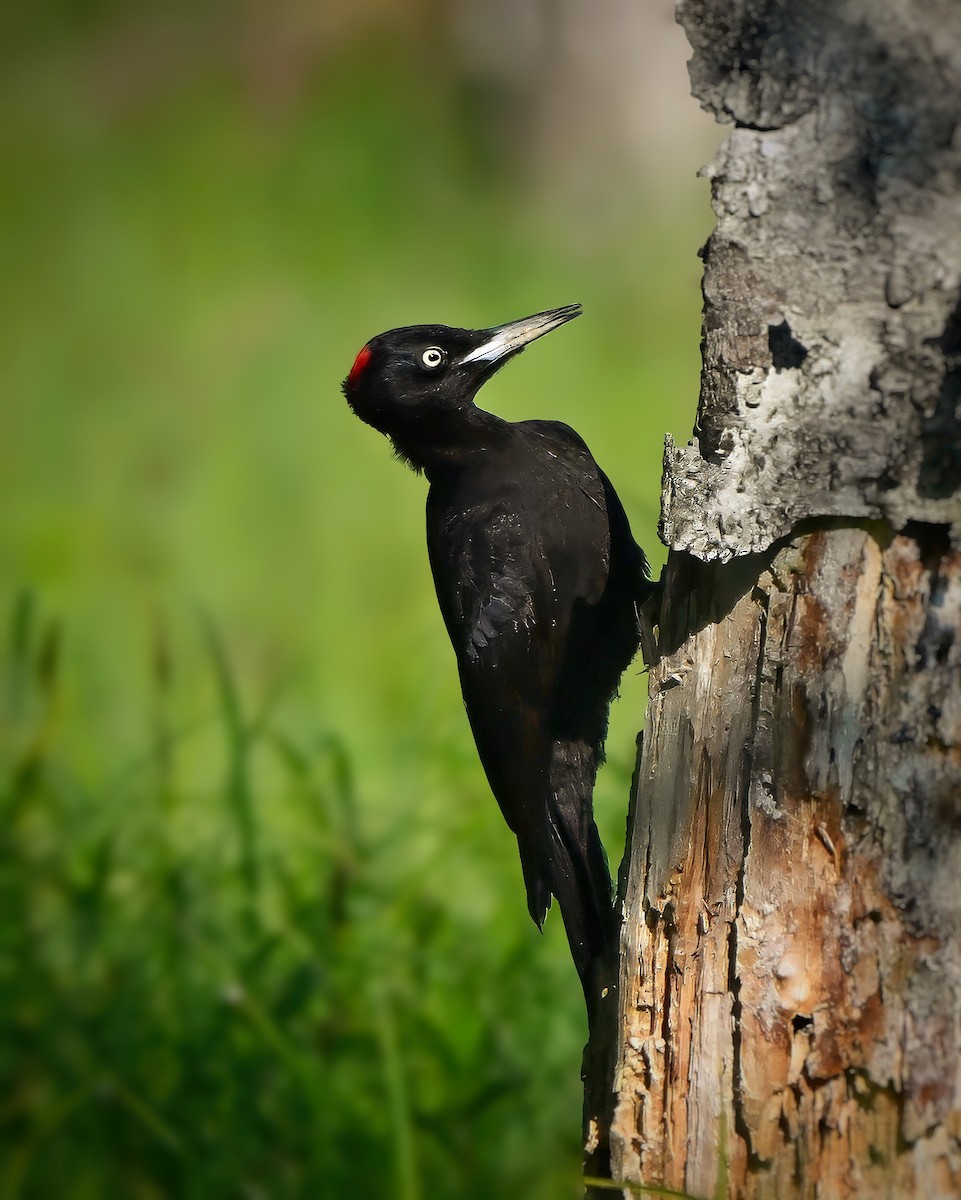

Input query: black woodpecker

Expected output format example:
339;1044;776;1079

343;304;654;1019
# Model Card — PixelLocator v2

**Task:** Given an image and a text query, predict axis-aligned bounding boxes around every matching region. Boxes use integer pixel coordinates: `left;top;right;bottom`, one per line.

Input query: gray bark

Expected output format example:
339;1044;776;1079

585;2;961;1197
665;0;961;562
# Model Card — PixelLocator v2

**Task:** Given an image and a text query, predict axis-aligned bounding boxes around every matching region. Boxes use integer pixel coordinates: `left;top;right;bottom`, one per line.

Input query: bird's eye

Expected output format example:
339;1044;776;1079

420;347;446;371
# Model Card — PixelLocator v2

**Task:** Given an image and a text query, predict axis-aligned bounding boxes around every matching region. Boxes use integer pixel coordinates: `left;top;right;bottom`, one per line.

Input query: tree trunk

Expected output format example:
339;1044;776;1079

585;2;961;1197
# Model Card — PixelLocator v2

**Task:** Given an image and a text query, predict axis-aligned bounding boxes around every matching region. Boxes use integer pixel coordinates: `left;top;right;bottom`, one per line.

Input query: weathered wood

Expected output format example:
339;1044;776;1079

586;1;961;1196
609;526;961;1197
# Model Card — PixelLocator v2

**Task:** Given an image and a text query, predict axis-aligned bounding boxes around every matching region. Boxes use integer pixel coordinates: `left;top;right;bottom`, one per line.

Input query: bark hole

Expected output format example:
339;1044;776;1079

767;321;808;371
920;297;961;500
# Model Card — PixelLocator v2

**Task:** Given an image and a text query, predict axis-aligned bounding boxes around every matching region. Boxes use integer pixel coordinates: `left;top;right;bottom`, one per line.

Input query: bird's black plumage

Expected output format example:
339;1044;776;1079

343;304;653;1018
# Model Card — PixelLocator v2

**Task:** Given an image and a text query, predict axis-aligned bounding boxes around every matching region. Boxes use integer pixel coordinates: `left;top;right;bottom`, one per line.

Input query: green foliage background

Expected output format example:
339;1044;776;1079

1;6;711;1197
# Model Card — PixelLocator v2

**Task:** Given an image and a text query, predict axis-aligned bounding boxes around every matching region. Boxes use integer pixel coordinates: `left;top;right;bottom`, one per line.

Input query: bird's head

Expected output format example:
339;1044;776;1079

342;303;581;469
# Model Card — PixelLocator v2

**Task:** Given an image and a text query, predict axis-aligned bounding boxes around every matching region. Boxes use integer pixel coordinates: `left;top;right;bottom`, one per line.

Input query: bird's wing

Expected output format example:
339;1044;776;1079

525;419;653;595
428;499;565;739
426;461;612;926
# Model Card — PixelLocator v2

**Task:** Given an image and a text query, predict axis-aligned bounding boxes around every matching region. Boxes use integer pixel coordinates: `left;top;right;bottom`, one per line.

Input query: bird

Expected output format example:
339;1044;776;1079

342;304;654;1020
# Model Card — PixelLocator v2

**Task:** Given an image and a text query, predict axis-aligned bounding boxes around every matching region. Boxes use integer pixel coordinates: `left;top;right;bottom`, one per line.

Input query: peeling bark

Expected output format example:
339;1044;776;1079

601;527;961;1198
663;0;961;562
584;2;961;1197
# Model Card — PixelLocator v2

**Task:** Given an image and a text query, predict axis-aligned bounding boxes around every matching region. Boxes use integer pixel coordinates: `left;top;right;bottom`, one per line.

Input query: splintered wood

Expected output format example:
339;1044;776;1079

609;528;961;1198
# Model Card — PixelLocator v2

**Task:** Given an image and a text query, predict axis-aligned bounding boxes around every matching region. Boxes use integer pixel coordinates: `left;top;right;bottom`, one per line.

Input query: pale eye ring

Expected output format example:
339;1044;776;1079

420;347;446;371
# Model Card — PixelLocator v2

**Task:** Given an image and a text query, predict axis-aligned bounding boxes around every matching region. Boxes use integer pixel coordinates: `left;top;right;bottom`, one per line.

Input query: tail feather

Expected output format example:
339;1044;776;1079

546;737;618;1019
546;799;616;979
513;736;619;1023
517;808;615;1027
519;850;552;930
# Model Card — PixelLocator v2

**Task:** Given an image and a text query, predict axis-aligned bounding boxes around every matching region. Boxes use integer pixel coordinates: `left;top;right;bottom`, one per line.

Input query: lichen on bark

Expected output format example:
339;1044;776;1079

661;0;961;563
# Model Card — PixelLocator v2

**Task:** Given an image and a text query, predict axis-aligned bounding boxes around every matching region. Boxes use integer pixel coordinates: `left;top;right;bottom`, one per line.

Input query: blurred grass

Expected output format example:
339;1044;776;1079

1;6;711;1197
2;593;593;1198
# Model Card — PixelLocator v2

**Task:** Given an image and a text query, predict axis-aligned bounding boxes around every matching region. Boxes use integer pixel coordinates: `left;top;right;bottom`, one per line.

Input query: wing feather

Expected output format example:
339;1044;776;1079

425;427;627;942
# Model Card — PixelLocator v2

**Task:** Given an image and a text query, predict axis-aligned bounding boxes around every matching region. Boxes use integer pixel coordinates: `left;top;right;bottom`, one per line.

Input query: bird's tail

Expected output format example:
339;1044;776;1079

545;738;619;1023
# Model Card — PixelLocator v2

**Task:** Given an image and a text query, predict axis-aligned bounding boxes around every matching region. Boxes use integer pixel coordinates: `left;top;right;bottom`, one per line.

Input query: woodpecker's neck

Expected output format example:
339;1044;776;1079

388;404;510;477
